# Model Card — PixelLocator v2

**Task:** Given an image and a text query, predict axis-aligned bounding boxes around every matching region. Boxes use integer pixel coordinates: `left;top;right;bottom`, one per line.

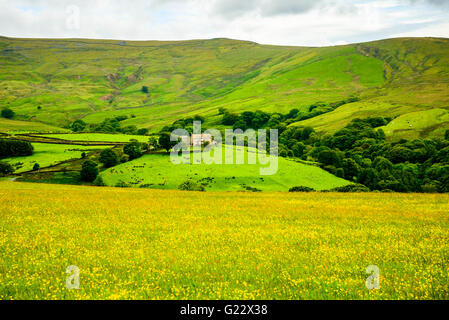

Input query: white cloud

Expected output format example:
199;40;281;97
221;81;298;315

0;0;447;46
390;22;449;37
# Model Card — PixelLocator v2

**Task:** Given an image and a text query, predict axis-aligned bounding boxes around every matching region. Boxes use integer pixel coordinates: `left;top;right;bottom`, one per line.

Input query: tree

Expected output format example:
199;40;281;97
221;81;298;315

376;128;386;140
445;130;449;141
1;108;14;119
33;163;40;171
222;112;239;125
123;141;143;160
373;156;393;172
318;149;342;167
137;128;149;136
291;142;306;158
0;161;14;176
389;145;414;163
331;130;356;150
286;108;299;119
301;127;315;140
193;115;205;123
141;86;149;94
218;107;228;115
93;175;106;186
158;133;176;152
233;120;247;131
80;160;98;182
145;137;158;151
70;119;87;132
99;149;119;168
357;168;377;189
342;158;360;181
121;125;138;135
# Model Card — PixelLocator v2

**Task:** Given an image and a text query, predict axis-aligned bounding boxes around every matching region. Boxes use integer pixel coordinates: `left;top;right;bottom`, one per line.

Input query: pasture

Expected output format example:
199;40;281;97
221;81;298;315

2;143;108;173
100;145;350;191
0;181;447;299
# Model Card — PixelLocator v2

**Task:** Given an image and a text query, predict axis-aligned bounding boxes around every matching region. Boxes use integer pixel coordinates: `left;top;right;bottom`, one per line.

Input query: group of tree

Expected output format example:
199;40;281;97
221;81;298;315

161;101;447;193
69;117;148;136
219;97;361;131
159;115;206;134
81;140;150;183
275;117;449;193
0;139;34;158
1;108;15;119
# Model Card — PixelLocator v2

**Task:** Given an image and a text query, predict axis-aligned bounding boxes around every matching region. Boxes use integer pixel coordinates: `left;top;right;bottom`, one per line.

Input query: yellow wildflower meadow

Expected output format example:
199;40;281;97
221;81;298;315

0;181;448;300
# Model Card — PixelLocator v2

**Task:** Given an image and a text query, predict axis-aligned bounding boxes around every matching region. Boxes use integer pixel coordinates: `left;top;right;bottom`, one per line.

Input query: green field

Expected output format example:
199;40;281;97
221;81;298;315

1;37;448;138
1;181;448;299
0;118;70;134
2;143;107;173
1;35;449;302
100;145;350;191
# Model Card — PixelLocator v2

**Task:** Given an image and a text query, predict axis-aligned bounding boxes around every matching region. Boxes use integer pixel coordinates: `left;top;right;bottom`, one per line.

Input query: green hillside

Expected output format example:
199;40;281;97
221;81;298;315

100;145;350;191
1;36;448;138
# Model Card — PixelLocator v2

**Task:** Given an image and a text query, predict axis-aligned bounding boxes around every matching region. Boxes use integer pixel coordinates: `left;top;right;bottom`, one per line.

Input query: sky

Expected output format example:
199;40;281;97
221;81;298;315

0;0;448;46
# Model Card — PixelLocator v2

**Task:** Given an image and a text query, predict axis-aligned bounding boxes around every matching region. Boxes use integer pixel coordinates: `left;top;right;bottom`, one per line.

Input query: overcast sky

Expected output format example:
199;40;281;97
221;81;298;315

0;0;448;46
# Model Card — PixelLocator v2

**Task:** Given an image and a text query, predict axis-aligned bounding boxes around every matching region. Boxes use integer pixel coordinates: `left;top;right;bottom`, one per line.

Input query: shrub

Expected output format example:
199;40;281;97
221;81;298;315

1;108;14;119
178;180;205;191
115;181;130;188
123;141;143;160
93;175;106;186
80;160;99;182
158;133;176;152
33;163;40;171
141;86;149;94
99;149;119;168
330;184;370;192
70;119;87;132
0;161;14;176
289;186;315;192
137;128;149;136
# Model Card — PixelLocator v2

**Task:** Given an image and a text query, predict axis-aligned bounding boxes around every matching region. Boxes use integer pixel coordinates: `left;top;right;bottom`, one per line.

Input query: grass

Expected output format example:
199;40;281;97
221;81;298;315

0;181;448;300
0;118;70;134
379;108;449;140
2;143;108;173
2;36;448;138
100;145;350;191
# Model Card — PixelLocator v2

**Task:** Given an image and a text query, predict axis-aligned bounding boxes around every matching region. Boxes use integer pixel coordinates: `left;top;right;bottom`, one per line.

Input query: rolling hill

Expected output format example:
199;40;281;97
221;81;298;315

1;36;448;138
99;145;350;191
